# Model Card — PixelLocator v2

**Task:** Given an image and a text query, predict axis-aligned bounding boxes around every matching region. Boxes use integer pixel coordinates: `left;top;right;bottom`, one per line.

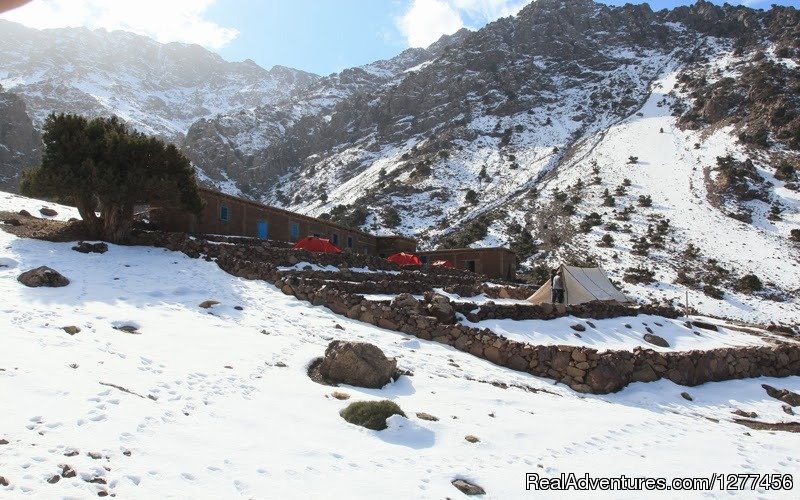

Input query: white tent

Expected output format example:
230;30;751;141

526;264;632;305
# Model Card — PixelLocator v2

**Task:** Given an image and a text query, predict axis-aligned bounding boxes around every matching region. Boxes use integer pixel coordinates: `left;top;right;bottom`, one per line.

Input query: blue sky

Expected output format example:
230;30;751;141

2;0;798;75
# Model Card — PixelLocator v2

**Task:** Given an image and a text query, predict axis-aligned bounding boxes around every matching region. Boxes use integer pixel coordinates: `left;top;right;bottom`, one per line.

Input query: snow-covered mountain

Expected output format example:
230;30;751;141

0;0;798;322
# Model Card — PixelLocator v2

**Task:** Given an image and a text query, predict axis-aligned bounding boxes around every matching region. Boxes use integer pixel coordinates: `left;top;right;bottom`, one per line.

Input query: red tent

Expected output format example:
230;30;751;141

431;259;454;269
293;236;342;253
387;252;421;266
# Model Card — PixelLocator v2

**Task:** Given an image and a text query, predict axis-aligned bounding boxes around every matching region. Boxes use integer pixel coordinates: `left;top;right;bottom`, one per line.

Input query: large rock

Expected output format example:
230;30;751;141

452;479;485;496
762;384;800;407
426;294;456;324
391;293;423;314
317;340;398;388
17;266;69;287
585;364;625;393
643;333;670;348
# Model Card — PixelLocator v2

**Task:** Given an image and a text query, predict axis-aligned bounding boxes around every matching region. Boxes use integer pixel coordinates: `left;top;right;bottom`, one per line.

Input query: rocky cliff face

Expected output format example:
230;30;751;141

0;19;319;141
0;85;38;190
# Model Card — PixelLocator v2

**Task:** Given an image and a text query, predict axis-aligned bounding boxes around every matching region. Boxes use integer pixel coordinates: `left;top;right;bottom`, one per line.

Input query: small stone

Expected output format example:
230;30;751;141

0;476;8;486
332;391;350;400
86;477;107;484
0;439;8;445
586;321;596;328
61;465;77;478
39;207;58;216
113;325;139;334
624;324;632;329
464;434;480;443
488;412;495;418
224;365;233;369
234;306;243;311
415;412;438;421
732;409;757;419
782;405;795;416
199;300;219;309
643;333;670;348
275;361;287;368
570;323;586;332
680;392;693;401
123;450;132;457
47;475;60;484
18;266;70;288
452;478;485;495
64;449;79;457
98;490;109;497
63;326;80;335
69;364;79;369
334;324;345;330
88;451;102;459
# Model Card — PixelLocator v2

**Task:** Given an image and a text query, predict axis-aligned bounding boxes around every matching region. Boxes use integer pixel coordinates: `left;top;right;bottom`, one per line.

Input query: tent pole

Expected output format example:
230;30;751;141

685;290;689;319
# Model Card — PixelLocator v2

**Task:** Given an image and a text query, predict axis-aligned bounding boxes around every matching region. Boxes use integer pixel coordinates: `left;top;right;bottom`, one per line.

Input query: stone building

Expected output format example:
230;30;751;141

151;187;516;279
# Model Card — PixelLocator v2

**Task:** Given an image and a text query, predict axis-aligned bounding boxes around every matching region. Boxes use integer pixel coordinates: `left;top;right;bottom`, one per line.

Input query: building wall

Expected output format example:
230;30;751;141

150;188;516;279
375;236;418;257
418;248;517;280
152;189;379;254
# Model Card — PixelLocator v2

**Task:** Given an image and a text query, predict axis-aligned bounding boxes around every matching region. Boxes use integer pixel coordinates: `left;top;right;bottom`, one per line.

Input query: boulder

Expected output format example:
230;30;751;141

643;333;670;348
62;326;80;335
391;293;423;314
39;207;58;216
316;340;398;388
199;300;220;309
585;365;625;393
18;209;31;216
762;384;800;406
426;294;456;324
17;266;70;287
452;479;485;496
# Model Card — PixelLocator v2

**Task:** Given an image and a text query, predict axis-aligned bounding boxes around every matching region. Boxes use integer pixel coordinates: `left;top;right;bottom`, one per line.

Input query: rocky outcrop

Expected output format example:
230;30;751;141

0;86;39;191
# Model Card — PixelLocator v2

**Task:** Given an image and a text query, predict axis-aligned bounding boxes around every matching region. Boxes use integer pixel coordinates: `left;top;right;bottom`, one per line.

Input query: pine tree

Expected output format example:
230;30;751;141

21;113;202;243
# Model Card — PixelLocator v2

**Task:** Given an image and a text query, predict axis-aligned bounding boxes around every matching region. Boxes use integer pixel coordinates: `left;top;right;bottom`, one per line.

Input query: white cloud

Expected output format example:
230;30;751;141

0;0;238;49
396;0;527;48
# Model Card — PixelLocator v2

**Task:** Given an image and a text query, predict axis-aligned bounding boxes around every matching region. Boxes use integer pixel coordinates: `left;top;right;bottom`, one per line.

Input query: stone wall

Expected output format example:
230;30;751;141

132;230;800;394
453;300;682;322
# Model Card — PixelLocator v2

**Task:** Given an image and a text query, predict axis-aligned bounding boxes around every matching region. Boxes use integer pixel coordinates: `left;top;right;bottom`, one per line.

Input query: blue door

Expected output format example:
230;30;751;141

257;220;268;240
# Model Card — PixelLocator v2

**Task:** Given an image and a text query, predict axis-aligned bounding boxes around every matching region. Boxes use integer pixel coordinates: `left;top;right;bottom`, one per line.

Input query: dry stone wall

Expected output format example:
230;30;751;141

133;230;800;394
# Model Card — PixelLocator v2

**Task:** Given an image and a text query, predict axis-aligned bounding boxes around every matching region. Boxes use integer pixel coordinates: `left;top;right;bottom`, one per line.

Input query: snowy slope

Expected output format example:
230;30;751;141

1;192;799;498
534;47;800;324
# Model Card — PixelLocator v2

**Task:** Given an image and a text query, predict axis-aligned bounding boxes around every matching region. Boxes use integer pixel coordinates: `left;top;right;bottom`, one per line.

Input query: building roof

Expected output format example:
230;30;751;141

419;247;516;256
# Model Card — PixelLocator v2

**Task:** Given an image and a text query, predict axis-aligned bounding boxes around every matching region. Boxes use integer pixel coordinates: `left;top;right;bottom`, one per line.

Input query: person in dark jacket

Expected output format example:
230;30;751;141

551;270;565;304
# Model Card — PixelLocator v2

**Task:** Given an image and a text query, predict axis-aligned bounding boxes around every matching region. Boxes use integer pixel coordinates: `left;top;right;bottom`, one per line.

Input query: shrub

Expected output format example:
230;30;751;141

683;243;701;260
465;189;479;205
383;207;401;228
791;229;800;242
675;269;697;286
604;222;619;232
562;203;576;215
703;284;724;299
768;203;782;221
598;234;614;247
614;185;627;196
579;212;603;232
631;236;650;256
737;274;763;293
628;156;639;164
602;189;615;207
592;176;602;185
622;178;632;187
638;194;652;207
623;266;655;284
553;189;568;202
340;400;406;431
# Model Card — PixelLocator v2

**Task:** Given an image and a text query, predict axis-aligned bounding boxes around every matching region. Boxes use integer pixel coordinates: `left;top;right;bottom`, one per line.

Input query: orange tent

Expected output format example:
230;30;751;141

293;236;342;253
387;252;421;266
431;259;454;269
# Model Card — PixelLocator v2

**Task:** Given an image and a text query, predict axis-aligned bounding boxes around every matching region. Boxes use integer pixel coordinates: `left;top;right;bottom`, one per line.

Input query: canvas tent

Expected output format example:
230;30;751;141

387;252;421;266
526;265;631;305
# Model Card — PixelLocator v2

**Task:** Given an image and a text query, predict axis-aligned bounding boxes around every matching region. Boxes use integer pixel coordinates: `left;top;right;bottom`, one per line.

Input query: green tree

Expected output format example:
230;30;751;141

21;113;202;243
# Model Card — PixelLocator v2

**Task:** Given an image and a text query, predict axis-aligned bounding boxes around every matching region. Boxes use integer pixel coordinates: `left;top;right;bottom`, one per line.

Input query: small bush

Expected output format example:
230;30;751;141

465;189;479;205
737;274;763;293
622;178;631;187
638;194;652;207
791;229;800;242
683;243;701;260
628;156;639;164
703;284;724;299
340;400;406;430
562;203;576;215
623;266;655;284
383;207;401;228
598;234;614;247
579;212;603;232
631;236;650;256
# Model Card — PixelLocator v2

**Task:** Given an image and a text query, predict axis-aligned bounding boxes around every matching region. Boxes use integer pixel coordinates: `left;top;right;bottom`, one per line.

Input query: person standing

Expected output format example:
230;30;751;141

551;270;565;304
